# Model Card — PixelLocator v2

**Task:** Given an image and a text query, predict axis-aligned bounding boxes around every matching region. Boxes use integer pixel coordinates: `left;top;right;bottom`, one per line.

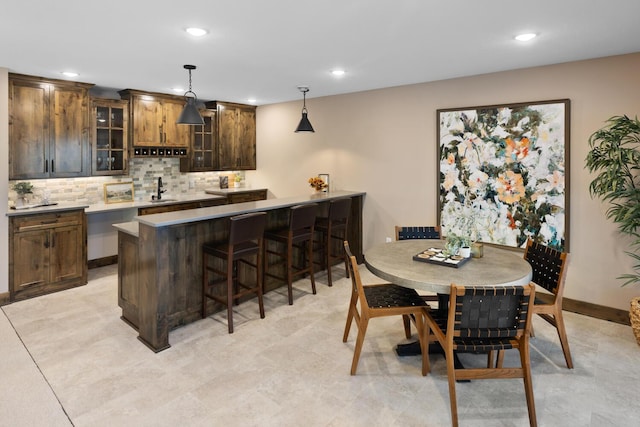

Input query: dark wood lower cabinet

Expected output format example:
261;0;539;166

137;198;226;216
9;210;87;301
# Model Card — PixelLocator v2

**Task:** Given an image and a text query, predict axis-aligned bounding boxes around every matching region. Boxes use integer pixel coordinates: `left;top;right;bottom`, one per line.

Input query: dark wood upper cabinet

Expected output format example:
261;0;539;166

206;101;257;171
119;89;191;148
9;74;93;179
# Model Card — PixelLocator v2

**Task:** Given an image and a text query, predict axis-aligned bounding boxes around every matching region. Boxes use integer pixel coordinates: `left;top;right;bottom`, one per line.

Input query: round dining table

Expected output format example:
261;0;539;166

364;240;532;293
365;239;533;360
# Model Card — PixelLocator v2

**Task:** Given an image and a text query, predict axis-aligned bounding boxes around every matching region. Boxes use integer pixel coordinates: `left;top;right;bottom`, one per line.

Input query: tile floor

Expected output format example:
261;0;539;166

1;264;639;427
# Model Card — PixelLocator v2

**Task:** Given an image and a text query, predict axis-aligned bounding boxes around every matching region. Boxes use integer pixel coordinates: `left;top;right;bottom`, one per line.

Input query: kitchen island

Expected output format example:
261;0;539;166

114;190;365;352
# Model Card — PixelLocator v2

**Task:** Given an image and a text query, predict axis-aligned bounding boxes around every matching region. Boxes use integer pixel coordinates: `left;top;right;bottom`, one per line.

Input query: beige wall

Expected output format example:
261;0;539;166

255;52;640;311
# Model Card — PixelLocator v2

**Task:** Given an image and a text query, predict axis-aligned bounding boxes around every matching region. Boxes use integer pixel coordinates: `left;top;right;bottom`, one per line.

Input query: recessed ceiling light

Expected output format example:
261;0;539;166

247;98;257;104
331;69;346;77
515;33;537;42
171;87;185;93
186;27;208;37
61;71;79;77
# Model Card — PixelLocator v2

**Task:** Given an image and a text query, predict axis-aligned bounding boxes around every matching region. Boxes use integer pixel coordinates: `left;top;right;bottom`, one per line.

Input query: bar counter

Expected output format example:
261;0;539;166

114;190;365;352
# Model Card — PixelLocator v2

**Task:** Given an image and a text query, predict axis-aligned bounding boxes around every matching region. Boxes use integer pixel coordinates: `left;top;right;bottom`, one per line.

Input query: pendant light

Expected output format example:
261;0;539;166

177;64;205;125
295;86;315;133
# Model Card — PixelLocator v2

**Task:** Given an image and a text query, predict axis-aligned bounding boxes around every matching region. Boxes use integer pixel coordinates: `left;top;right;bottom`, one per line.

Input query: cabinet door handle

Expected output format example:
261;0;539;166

51;159;55;173
45;159;48;173
44;234;50;249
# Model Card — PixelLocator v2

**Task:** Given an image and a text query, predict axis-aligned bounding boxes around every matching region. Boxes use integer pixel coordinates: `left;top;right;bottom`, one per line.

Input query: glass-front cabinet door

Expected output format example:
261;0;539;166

92;99;128;175
180;109;216;172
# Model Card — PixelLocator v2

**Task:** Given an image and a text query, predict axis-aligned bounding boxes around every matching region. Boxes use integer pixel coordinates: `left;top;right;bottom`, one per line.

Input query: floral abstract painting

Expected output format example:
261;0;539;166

437;99;570;251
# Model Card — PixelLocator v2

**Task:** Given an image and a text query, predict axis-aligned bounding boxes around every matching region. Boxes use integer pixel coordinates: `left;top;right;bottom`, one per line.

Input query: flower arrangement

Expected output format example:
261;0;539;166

308;176;327;191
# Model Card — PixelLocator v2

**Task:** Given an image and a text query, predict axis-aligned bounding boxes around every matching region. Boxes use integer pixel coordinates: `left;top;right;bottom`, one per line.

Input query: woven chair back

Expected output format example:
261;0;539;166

395;226;440;240
523;240;568;295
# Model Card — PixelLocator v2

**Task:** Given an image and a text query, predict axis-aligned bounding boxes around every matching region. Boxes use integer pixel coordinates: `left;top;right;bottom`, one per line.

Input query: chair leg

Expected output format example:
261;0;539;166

552;312;573;369
402;314;412;339
520;342;538;427
414;313;429;376
257;251;265;319
343;294;358;342
306;240;317;295
286;241;294;305
326;238;334;287
226;260;235;334
445;346;460;427
202;253;208;318
496;350;505;368
487;350;495;368
350;317;369;375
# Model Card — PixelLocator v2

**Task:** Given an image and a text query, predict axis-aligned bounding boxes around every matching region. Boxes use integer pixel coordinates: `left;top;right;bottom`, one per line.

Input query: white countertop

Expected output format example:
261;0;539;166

136;190;365;228
112;221;139;237
6;202;90;217
7;193;227;217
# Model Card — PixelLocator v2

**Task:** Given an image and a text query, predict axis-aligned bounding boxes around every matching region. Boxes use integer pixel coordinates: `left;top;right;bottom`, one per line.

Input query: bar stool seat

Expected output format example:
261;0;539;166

315;197;352;287
264;203;318;305
202;212;267;334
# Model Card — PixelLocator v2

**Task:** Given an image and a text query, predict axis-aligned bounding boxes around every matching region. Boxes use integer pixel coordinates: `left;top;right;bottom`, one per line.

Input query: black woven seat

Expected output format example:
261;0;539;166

363;284;426;308
342;241;429;376
424;283;537;427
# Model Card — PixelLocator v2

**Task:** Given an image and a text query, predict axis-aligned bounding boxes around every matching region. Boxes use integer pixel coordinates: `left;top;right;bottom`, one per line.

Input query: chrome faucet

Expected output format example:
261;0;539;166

157;177;166;200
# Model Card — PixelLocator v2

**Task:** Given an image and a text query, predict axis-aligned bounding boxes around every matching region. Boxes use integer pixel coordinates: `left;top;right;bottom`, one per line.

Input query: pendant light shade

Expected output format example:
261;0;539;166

177;65;205;125
295;86;314;133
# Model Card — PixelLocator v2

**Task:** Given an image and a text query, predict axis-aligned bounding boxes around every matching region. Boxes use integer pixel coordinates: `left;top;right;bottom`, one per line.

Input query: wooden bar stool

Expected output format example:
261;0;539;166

315;197;352;287
264;203;318;305
202;212;267;333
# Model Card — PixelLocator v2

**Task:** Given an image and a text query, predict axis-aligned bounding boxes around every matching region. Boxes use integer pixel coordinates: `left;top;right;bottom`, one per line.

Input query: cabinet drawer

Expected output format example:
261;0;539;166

12;211;83;232
227;190;267;204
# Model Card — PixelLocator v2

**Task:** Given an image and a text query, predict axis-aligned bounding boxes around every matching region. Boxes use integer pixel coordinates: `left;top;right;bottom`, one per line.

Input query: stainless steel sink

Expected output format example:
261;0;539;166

149;198;177;203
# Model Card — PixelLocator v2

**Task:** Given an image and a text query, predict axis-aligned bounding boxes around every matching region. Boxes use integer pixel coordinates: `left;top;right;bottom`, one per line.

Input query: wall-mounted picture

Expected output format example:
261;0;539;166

104;182;134;204
318;173;330;192
437;99;570;251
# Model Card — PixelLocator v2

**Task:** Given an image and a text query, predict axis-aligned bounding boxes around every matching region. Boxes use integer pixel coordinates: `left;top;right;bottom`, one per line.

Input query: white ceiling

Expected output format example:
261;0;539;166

2;0;640;105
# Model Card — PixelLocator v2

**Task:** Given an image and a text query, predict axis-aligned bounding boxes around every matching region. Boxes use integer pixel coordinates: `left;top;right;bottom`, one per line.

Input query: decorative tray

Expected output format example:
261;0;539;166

412;247;471;268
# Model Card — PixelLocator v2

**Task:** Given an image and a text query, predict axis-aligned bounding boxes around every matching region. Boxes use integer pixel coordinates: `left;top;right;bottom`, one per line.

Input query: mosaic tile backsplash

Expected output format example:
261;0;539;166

8;158;245;206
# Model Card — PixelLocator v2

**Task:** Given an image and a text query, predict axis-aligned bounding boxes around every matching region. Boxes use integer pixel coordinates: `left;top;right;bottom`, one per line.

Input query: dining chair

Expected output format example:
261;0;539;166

521;238;573;368
395;225;442;309
263;203;318;305
342;241;429;376
424;283;537;427
202;212;267;334
395;225;441;241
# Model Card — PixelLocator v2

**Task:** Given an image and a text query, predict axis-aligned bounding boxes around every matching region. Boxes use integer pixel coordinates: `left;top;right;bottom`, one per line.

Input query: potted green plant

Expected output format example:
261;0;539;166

585;115;640;344
12;181;34;206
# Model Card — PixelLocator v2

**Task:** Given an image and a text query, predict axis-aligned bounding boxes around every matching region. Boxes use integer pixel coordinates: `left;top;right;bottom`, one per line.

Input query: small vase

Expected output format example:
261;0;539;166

471;242;484;258
15;196;28;207
459;246;471;258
